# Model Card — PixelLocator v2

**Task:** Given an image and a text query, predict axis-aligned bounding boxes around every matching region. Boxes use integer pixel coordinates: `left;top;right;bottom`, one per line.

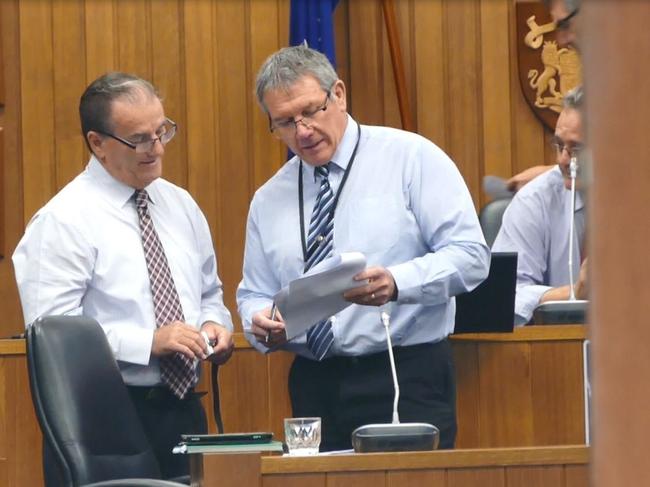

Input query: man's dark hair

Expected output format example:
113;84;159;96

79;72;159;152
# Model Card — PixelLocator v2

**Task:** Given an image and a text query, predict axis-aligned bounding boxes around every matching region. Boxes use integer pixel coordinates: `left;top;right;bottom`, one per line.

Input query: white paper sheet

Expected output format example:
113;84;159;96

274;252;367;340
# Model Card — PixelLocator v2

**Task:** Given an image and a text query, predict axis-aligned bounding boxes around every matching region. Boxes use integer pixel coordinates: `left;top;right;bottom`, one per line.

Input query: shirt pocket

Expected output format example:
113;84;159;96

342;196;401;255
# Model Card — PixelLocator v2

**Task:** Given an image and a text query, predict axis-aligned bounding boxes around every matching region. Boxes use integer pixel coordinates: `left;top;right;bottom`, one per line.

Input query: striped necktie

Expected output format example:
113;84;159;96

305;164;335;360
135;189;195;399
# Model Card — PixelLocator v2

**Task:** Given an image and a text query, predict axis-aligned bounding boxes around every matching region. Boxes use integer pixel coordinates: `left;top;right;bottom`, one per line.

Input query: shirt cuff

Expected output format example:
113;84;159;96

115;327;155;365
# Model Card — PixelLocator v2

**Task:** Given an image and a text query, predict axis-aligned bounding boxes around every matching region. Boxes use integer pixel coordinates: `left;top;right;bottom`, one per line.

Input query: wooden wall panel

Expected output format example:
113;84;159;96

116;0;151;78
151;0;187;188
0;0;23;331
84;0;117;80
19;0;55;223
480;0;513;180
52;0;86;187
413;0;446;148
213;0;251;322
444;0;483;206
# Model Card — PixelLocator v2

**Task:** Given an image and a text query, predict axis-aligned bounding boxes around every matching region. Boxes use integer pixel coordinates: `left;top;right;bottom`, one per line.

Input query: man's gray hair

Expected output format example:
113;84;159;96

79;72;160;150
563;86;583;110
255;45;338;113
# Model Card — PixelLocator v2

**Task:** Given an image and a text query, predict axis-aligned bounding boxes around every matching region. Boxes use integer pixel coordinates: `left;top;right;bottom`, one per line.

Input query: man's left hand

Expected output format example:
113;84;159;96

200;321;234;365
344;266;396;306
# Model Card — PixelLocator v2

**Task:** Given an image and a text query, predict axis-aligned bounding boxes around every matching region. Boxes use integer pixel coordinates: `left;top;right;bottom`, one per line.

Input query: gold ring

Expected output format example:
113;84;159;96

371;293;376;300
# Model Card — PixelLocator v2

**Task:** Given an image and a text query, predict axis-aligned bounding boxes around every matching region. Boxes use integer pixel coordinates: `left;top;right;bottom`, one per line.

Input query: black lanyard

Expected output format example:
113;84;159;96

298;122;361;265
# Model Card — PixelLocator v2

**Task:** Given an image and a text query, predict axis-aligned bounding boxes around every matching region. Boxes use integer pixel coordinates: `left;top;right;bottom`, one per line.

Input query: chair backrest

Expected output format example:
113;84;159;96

26;316;162;487
479;197;512;247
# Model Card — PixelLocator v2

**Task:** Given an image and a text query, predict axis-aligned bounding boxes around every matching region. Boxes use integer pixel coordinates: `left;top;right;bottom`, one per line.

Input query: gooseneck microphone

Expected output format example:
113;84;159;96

568;156;579;301
533;157;587;324
350;311;439;452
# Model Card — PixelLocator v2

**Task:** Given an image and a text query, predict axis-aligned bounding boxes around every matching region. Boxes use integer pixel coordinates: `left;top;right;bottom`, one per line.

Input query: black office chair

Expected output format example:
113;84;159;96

479;197;512;247
26;315;187;487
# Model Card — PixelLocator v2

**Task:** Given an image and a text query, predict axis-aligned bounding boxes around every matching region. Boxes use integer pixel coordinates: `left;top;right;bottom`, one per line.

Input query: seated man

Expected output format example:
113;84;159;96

13;72;234;479
493;87;587;325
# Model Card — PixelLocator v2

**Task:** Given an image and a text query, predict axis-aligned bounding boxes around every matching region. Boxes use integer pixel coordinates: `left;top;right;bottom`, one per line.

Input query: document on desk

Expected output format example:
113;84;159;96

274;252;367;340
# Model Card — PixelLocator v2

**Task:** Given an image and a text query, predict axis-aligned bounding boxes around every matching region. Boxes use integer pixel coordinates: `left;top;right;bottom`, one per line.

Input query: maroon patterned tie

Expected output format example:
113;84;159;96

135;189;195;399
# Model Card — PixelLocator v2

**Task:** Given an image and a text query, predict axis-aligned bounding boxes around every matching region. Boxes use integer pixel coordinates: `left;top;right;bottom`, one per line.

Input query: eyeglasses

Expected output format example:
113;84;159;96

551;139;584;158
555;7;579;32
269;92;330;137
98;118;177;153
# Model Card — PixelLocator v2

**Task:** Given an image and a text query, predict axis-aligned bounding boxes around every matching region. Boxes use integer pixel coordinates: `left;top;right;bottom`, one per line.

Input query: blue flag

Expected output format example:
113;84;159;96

289;0;339;68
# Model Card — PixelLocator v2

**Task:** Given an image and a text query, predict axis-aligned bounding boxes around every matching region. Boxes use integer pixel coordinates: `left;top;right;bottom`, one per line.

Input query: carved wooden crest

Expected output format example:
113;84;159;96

516;2;582;130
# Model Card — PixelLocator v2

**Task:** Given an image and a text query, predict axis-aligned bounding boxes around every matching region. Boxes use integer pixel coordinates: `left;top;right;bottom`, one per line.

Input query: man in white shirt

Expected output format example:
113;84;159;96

493;87;588;325
237;45;490;450
13;72;234;479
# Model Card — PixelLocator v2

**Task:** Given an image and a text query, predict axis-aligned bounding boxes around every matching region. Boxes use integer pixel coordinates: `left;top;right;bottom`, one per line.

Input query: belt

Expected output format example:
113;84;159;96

320;340;446;367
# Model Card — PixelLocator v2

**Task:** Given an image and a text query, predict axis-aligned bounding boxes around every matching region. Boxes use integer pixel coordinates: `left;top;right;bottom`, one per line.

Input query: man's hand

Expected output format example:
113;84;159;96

152;321;208;360
251;306;287;348
201;321;234;365
540;258;589;303
574;258;589;300
506;165;552;192
344;266;396;306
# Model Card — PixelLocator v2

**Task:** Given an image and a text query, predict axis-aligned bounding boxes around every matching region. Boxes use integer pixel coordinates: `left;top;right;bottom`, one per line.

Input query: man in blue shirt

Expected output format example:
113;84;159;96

493;87;588;325
237;45;489;450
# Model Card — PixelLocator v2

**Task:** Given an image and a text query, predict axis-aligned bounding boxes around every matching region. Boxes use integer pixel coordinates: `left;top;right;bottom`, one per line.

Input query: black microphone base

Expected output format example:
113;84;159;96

533;300;588;325
351;423;439;453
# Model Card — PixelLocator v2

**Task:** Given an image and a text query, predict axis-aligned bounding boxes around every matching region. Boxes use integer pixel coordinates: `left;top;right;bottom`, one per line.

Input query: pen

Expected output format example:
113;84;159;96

266;303;277;343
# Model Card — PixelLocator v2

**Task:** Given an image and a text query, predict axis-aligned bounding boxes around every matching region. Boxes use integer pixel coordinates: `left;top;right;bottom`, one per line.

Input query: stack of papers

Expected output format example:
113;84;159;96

274;252;367;340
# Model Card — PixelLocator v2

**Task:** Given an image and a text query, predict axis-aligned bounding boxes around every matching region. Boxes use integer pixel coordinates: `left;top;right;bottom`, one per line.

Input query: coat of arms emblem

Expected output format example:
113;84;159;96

516;2;582;130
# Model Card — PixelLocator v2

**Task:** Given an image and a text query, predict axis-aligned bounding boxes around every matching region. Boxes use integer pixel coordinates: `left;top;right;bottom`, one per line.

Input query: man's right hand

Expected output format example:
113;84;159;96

251;307;286;348
151;321;207;360
574;258;589;300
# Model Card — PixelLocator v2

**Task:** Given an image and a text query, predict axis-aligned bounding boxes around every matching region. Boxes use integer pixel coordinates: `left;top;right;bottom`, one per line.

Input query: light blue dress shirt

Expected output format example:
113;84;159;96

492;166;586;325
237;115;490;358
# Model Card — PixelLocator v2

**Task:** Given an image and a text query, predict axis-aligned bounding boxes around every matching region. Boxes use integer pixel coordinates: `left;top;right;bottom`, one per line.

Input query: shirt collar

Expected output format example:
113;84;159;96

303;114;357;182
86;155;158;208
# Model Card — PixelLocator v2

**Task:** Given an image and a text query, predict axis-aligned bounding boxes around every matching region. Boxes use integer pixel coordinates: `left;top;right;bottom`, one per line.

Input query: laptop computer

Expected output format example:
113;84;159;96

453;252;517;334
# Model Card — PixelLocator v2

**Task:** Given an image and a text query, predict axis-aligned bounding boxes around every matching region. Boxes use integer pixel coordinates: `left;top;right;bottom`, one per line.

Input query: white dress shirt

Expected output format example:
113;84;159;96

492;166;586;325
13;156;233;386
237;115;490;358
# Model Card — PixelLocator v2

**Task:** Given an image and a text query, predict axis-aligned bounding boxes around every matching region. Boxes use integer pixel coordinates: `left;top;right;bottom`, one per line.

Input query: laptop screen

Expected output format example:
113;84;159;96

453;252;517;334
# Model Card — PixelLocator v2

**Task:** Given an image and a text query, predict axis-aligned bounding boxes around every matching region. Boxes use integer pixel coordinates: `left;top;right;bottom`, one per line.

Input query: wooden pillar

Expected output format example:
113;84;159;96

584;2;650;485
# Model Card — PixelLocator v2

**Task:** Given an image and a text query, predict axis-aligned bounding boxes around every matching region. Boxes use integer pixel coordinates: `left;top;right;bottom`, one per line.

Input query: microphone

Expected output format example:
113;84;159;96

533;156;587;324
350;311;439;453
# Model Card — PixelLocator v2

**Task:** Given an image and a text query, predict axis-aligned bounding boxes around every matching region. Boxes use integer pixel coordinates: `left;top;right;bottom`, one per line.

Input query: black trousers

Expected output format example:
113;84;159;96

288;340;457;451
127;386;207;479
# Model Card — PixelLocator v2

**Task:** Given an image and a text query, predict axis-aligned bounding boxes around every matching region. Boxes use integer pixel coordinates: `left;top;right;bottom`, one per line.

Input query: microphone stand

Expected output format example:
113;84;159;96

533;157;588;324
350;311;439;452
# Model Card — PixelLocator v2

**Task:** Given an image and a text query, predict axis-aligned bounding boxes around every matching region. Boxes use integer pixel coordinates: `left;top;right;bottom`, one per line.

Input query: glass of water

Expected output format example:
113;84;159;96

283;417;322;455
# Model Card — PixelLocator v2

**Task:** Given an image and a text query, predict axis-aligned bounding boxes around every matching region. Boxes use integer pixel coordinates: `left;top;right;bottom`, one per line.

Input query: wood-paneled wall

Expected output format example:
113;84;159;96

0;0;552;336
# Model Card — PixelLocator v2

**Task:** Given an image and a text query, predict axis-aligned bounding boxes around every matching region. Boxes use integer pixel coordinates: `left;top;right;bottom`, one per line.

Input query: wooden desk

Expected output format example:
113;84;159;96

452;325;587;447
191;445;588;487
0;325;587;486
